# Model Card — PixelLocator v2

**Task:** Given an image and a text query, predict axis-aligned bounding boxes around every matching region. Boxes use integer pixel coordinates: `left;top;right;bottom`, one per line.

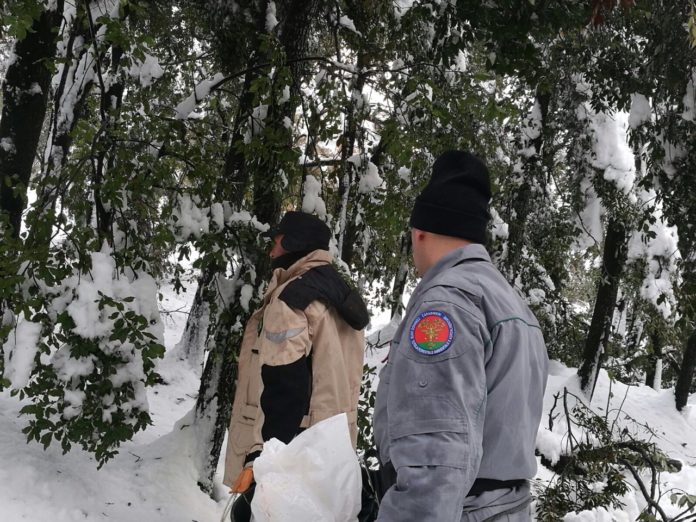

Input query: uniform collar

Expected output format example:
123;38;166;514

416;243;491;290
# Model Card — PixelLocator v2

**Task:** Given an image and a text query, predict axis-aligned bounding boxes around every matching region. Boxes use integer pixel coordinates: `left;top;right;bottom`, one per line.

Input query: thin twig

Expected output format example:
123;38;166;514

549;392;561;431
610;382;631;435
563;387;576;453
605;376;612;422
84;0;108;122
619;458;669;522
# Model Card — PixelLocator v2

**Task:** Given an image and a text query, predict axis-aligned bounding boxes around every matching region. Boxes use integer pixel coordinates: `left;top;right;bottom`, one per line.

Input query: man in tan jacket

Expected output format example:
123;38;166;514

222;211;369;521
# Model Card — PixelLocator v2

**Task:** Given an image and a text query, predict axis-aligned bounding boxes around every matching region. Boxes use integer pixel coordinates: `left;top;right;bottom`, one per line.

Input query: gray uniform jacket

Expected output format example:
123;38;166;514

373;244;549;522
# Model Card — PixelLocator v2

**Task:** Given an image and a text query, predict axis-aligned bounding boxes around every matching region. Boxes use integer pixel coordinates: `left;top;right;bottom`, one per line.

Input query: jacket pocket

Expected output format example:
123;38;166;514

246;348;261;407
387;393;471;468
389;395;467;439
229;418;256;455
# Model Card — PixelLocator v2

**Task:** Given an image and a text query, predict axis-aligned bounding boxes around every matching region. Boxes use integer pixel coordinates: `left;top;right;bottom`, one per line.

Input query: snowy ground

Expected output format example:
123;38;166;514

1;280;695;522
536;362;696;521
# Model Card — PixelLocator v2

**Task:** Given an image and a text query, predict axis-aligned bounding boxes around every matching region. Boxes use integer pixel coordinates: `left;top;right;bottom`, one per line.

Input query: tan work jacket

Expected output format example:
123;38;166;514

222;250;365;486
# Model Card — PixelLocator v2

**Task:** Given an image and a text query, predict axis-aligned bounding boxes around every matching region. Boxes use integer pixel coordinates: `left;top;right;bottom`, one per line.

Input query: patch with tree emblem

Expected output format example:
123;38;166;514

409;311;454;355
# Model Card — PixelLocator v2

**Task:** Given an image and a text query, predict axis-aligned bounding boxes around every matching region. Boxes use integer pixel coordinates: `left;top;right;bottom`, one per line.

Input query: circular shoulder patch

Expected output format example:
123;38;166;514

409;311;455;355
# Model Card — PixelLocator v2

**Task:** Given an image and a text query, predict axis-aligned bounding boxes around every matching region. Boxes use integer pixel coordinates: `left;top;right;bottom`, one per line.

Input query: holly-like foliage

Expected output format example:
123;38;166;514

536;388;680;521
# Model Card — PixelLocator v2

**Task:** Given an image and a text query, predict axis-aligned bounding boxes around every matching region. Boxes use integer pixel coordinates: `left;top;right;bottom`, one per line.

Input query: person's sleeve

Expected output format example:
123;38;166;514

377;298;489;522
256;299;312;448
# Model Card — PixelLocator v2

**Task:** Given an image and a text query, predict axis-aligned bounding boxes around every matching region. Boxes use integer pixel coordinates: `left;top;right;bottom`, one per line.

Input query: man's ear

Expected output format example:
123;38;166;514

412;229;427;243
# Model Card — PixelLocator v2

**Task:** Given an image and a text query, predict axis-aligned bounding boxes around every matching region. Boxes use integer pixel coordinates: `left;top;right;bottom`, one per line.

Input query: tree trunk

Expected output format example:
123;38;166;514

172;269;215;368
390;231;411;319
336;52;368;262
579;216;628;399
93;57;125;244
0;3;64;364
675;329;696;411
30;3;123;250
192;0;320;494
504;90;550;281
175;0;272;385
645;327;663;390
193;301;245;494
341;134;389;268
0;3;64;239
624;304;643;360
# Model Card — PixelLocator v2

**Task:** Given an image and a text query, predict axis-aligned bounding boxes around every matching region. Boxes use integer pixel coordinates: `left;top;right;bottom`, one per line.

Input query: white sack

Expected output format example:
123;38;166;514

251;413;361;522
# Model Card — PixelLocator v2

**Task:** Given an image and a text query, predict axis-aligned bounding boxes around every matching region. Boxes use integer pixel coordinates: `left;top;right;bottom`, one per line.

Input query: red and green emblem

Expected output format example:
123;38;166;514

409;311;454;355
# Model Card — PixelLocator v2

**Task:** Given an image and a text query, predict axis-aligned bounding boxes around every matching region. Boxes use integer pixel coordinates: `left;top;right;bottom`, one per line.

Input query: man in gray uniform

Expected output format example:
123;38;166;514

373;150;549;521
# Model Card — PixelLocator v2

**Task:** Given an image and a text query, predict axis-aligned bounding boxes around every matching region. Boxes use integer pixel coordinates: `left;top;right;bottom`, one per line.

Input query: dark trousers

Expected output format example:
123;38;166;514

358;461;396;522
230;484;255;522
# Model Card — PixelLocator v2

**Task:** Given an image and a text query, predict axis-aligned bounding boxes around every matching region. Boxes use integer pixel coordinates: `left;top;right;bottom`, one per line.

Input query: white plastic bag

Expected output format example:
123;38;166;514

250;413;361;522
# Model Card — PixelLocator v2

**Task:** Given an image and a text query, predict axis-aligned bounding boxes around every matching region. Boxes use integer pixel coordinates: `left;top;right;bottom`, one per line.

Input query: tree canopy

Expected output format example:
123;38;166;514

1;0;695;515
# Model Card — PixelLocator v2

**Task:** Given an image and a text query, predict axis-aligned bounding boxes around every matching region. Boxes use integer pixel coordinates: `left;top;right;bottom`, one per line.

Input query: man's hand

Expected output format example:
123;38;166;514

230;466;254;494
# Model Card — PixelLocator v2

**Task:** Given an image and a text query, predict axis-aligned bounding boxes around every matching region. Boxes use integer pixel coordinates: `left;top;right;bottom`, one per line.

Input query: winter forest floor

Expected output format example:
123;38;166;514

1;278;695;522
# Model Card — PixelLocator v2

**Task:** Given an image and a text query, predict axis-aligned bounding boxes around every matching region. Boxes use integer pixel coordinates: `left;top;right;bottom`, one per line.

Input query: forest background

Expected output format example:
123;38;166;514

1;0;696;520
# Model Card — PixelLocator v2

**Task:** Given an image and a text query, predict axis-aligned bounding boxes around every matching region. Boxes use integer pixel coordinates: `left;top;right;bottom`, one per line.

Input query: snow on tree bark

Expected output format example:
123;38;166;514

191;0;321;494
579;217;628;399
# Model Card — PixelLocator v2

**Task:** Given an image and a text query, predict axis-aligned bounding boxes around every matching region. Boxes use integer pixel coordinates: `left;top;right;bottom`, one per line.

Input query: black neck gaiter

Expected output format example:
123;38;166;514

271;250;313;270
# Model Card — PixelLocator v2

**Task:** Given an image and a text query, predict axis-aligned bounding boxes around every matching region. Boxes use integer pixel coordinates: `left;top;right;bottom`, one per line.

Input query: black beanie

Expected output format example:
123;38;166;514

263;211;331;252
409;150;491;244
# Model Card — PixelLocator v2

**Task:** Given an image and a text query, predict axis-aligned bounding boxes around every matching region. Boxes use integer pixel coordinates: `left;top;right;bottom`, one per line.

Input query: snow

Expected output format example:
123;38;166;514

266;1;278;32
454;50;468;72
210;202;225;230
522;100;543;143
226;210;271;234
0;137;16;153
249;103;269;137
45;24;97;173
339;15;362;36
627;206;681;319
397;166;411;183
10;251;164;381
573;179;604;251
348;155;383;193
239;283;254;313
174;72;226;119
562;501;640;522
301;174;327;218
66;252;122;339
278;85;290;104
6;249;165;424
129;53;164;88
1;281;695;522
170;194;210;240
358;161;383;193
393;0;416;18
2;316;42;388
659;137;687;178
28;82;43;95
534;363;696;521
0;276;225;522
489;207;509;241
629;93;652;128
588;110;636;195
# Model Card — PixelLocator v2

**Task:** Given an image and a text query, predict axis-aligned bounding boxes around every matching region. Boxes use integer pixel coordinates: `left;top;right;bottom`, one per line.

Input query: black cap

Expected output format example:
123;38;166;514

264;211;331;252
409;150;491;244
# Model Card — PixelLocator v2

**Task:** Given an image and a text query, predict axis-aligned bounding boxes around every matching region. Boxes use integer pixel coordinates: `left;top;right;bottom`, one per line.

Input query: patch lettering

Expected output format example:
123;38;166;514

409;311;454;355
